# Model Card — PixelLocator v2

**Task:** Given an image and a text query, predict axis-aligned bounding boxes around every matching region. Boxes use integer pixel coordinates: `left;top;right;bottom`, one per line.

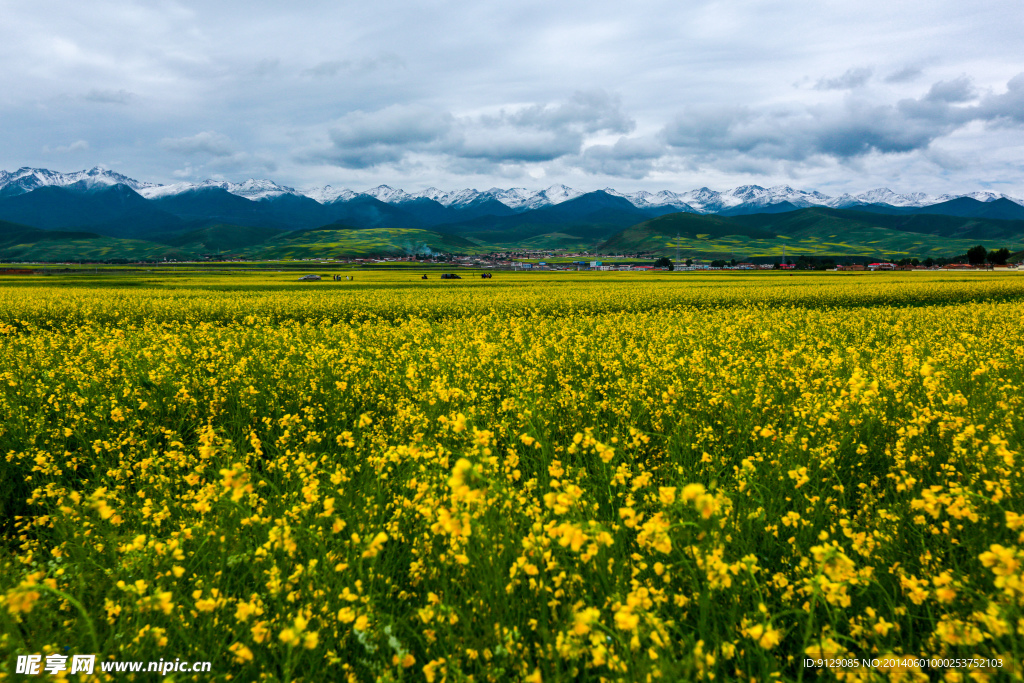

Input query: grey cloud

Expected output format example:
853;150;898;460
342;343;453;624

810;101;948;157
664;74;1024;163
457;129;582;163
885;66;923;83
306;105;455;168
303;54;405;78
574;137;666;178
441;156;531;179
160;131;236;157
979;73;1024;124
307;91;632;170
814;68;873;91
924;76;975;103
457;90;634;162
659;105;757;151
490;90;634;135
329;106;454;148
305;61;348;78
83;89;134;104
252;59;281;77
311;144;409;169
922;147;968;171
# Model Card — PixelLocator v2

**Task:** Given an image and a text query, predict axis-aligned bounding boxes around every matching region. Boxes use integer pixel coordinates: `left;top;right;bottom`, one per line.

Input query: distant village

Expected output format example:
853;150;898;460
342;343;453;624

227;250;1022;272
2;248;1020;272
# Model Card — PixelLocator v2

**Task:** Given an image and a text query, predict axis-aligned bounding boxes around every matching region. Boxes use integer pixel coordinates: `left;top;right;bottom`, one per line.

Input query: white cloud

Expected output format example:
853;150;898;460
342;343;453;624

0;0;1022;196
43;140;90;153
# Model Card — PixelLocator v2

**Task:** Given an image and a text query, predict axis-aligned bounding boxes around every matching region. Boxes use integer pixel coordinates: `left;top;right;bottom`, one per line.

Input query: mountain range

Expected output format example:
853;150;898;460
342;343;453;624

3;166;1022;213
1;166;1023;261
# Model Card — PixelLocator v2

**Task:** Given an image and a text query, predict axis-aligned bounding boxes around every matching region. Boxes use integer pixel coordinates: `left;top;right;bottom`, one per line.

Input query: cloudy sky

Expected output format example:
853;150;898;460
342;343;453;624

3;0;1023;195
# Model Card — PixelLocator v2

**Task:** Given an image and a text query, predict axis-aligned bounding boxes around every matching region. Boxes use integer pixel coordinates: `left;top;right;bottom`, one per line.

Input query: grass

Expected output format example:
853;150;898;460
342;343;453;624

601;208;1024;259
604;228;997;260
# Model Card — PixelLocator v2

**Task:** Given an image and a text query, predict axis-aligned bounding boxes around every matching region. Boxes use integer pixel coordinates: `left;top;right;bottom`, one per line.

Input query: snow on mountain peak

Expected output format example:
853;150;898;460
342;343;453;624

203;178;296;200
604;187;694;211
231;178;295;197
677;187;738;212
728;185;768;201
852;188;934;207
0;166;158;195
475;184;584;211
300;185;358;204
476;187;537;209
856;188;901;204
3;166;1023;210
934;190;1023;205
137;178;295;201
363;185;411;203
539;184;583;205
444;188;485;206
409;187;449;203
137;182;197;199
403;187;483;207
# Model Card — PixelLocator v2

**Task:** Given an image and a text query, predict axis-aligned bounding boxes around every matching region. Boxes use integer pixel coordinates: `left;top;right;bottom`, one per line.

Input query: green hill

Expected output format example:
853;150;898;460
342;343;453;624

252;227;481;259
0;232;191;262
0;220;484;262
599;208;1024;259
600;212;776;253
5;206;1024;262
0;221;189;261
730;207;1024;241
154;224;285;253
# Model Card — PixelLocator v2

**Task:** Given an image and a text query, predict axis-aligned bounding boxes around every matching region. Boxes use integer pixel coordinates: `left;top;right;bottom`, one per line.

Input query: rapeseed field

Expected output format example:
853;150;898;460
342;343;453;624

1;271;1022;682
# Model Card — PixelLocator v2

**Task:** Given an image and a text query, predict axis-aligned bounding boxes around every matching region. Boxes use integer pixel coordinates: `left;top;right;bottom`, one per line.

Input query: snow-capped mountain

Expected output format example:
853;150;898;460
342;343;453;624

301;185;359;204
688;185;833;210
409;187;485;207
138;178;295;201
0;166;158;195
355;185;499;207
845;188;934;207
136;182;200;199
327;183;585;210
483;187;540;210
362;184;410;204
674;187;743;213
534;184;584;206
3;167;1024;213
215;179;295;200
603;188;694;211
824;193;859;208
934;190;1018;204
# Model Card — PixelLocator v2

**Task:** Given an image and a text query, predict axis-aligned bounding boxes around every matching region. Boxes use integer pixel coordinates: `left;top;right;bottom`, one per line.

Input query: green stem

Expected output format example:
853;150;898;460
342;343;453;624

35;585;101;654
